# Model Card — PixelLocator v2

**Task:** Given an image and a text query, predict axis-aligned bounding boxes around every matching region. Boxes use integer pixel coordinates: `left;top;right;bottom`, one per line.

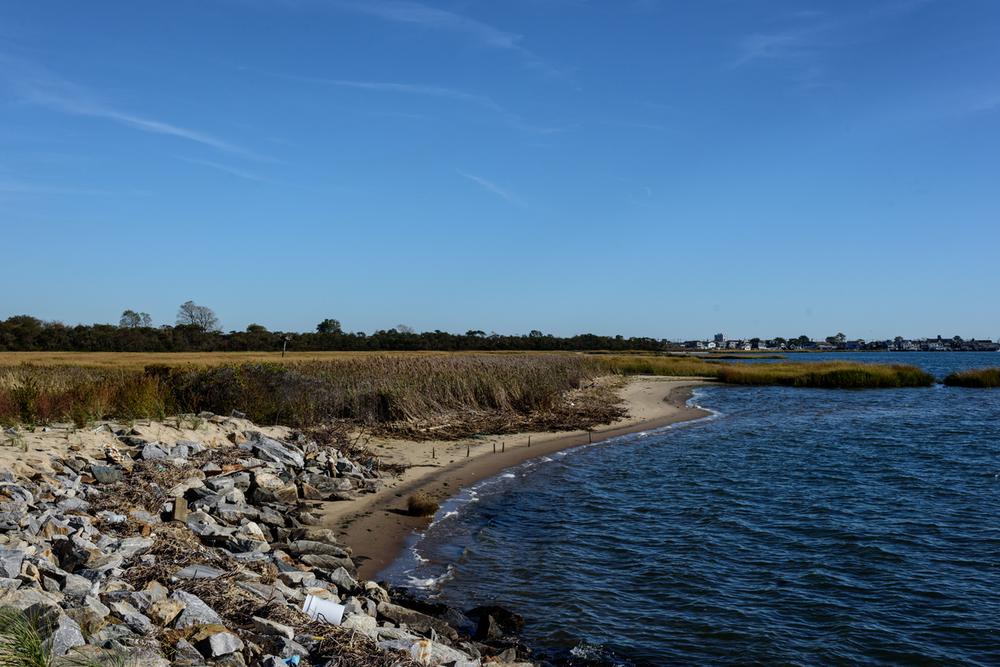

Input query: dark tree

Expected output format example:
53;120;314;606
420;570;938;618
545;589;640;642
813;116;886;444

176;301;220;332
316;319;342;334
119;310;152;328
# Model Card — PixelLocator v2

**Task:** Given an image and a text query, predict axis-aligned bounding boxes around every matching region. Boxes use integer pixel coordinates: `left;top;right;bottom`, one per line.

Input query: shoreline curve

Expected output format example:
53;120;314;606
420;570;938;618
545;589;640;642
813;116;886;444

322;377;712;580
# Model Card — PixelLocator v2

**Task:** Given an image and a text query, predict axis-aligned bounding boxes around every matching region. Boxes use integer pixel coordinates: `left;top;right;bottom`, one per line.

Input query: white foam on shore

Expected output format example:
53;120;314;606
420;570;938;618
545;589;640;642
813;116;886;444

406;564;455;591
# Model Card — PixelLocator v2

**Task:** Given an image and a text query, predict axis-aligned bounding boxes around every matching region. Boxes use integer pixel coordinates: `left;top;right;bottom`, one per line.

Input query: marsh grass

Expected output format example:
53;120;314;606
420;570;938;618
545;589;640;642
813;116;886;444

594;354;934;388
943;367;1000;388
713;362;934;388
0;355;607;434
0;366;169;427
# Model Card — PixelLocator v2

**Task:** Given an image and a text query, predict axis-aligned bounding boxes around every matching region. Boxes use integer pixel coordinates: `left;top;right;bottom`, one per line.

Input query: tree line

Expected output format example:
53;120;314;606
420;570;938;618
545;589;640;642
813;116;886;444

0;302;667;353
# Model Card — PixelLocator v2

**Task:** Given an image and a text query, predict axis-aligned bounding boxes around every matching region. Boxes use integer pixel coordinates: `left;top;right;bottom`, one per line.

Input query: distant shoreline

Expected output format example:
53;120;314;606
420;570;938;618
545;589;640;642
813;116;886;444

322;377;711;581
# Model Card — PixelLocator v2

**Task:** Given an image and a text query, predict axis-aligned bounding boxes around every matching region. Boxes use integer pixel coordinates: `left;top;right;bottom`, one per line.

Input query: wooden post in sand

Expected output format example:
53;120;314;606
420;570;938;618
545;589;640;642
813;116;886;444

432;447;435;460
466;444;470;457
588;430;592;443
528;435;531;447
502;441;505;453
493;442;496;453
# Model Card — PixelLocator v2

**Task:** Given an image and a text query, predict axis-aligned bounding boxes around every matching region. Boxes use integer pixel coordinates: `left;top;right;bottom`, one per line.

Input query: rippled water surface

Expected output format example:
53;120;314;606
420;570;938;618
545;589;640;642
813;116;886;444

384;353;1000;665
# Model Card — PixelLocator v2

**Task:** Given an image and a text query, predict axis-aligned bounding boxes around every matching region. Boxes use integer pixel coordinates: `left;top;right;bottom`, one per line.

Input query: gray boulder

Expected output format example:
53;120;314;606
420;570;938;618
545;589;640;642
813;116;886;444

326;567;358;593
141;442;171;460
245;433;305;468
90;465;122;484
252;616;295;639
24;603;86;658
286;540;350;559
0;548;24;579
194;628;244;658
377;638;477;667
174;565;225;580
377;601;459;640
171;590;224;628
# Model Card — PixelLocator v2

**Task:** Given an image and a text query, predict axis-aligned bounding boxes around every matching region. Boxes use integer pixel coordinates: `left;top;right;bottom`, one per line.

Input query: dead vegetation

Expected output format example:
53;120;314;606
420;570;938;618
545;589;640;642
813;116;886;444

406;492;439;517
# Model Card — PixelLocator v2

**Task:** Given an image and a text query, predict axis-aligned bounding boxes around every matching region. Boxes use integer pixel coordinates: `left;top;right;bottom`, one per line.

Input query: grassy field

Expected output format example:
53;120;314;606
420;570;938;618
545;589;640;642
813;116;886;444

943;367;1000;388
0;350;454;369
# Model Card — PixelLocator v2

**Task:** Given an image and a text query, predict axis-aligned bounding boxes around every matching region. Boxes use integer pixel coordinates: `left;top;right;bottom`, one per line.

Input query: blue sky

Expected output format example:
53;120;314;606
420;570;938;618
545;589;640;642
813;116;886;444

1;0;998;340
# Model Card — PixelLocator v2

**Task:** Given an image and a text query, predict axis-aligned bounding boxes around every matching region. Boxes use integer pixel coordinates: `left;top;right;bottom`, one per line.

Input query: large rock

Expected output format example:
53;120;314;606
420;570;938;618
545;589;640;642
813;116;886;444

141;442;171;460
171;590;224;628
148;598;186;626
299;554;355;573
377;602;459;641
52;535;102;572
90;465;122;484
0;548;24;579
251;472;297;505
341;613;378;638
326;567;358;593
467;605;525;640
192;625;244;658
301;473;353;497
24;603;86;658
0;483;34;505
378;638;477;667
109;600;155;635
252;616;295;639
245;433;305;468
286;540;351;559
175;564;225;580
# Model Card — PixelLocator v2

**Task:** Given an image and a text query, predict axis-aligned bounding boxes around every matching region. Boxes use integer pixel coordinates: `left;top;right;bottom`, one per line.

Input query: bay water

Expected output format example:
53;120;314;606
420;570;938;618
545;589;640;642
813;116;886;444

383;353;1000;665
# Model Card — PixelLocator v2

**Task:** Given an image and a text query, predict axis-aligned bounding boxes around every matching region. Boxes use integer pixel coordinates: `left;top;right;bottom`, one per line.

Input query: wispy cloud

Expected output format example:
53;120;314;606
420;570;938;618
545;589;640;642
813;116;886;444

283;74;506;113
0;55;262;160
260;0;558;75
734;29;814;67
0;179;122;196
264;70;566;133
330;0;521;49
175;156;267;182
458;170;526;208
734;0;935;68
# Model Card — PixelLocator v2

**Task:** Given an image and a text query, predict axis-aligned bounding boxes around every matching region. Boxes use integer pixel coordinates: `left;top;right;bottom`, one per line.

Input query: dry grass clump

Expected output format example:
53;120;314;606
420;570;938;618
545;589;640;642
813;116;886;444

943;367;1000;388
407;492;439;517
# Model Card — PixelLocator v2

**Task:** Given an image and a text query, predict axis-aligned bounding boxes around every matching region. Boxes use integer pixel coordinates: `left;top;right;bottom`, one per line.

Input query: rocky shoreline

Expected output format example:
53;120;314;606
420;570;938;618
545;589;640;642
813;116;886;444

0;412;625;666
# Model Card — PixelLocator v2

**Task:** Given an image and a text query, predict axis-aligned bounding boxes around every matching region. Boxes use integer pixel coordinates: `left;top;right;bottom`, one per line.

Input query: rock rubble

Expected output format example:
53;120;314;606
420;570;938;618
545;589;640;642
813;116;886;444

0;414;537;667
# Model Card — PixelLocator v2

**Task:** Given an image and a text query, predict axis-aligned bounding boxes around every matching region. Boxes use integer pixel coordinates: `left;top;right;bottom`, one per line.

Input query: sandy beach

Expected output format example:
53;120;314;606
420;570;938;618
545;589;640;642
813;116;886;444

321;376;711;580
